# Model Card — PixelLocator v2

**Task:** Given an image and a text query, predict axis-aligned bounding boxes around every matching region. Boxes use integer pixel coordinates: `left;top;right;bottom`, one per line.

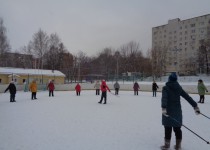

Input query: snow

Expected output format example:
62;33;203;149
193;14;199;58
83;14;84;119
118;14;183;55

0;67;65;76
0;90;210;150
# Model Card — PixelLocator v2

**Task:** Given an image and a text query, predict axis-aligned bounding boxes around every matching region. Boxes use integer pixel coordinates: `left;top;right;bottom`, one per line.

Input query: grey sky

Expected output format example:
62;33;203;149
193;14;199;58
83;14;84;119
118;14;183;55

0;0;210;56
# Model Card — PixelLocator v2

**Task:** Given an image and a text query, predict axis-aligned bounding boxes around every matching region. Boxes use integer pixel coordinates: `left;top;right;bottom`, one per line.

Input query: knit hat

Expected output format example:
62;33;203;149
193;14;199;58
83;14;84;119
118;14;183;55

168;72;177;81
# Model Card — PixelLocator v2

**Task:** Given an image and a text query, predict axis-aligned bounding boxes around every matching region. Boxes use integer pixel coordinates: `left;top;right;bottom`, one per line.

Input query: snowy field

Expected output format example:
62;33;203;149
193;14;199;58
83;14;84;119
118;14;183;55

0;90;210;150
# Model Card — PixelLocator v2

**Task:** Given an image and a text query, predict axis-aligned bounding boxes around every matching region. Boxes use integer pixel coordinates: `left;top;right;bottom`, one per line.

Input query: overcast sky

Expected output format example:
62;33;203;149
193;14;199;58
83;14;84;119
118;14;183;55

0;0;210;56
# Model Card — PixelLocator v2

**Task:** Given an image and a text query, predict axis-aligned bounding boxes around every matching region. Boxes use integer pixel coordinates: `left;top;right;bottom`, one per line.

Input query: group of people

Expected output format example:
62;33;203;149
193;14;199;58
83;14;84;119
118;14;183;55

3;73;209;149
4;80;55;102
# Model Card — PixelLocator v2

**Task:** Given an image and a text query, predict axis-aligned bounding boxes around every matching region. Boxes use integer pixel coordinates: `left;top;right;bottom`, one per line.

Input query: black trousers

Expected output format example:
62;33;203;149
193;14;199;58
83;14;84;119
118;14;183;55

49;90;54;97
99;92;107;103
164;126;182;140
31;92;37;100
10;94;16;102
76;91;80;96
153;90;157;97
96;89;100;95
115;88;119;95
134;90;138;95
199;95;205;103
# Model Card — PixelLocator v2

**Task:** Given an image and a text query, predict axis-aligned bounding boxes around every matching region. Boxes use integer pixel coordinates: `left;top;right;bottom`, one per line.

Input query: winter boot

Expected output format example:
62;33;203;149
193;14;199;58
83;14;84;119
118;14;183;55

174;139;181;150
160;139;170;150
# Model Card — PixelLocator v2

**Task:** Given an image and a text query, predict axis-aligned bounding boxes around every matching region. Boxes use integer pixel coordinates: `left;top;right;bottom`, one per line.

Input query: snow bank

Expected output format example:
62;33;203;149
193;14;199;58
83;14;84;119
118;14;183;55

1;82;210;94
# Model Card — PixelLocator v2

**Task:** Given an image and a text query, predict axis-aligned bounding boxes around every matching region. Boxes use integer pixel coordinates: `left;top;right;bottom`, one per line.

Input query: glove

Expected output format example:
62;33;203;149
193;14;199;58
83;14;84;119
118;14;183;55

162;108;168;117
194;106;200;115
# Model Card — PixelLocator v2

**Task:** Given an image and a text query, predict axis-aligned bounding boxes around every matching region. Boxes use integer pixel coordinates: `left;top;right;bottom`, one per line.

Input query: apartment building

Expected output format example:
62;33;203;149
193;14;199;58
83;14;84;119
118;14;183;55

152;14;210;75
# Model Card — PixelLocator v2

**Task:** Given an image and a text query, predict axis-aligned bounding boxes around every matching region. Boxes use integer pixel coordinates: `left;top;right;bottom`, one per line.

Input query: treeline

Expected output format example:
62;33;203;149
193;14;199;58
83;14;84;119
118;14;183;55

0;17;152;81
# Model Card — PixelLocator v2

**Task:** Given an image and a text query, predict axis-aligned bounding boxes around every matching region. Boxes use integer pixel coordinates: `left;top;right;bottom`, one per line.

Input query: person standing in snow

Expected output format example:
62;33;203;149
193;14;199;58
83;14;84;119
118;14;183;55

133;81;140;95
47;80;55;97
152;80;159;97
29;80;38;100
75;83;81;96
161;73;200;150
94;80;100;95
114;81;120;95
197;79;208;103
4;81;17;102
98;80;110;104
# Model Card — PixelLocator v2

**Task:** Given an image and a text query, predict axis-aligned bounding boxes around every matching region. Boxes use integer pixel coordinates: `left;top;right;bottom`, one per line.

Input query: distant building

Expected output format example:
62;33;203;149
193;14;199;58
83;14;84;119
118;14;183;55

152;14;210;75
0;67;65;84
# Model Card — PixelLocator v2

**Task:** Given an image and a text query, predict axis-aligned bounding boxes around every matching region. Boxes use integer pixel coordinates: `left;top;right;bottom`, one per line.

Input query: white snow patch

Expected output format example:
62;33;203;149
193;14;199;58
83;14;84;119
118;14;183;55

0;90;209;150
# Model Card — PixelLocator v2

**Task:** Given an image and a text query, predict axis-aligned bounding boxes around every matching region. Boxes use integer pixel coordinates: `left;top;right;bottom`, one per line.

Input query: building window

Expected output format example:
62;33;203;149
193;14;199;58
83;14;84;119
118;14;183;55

199;22;204;25
191;24;195;27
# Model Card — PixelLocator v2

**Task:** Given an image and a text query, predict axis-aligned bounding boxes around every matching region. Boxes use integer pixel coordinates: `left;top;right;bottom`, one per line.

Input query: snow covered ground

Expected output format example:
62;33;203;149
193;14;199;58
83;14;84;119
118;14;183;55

0;90;210;150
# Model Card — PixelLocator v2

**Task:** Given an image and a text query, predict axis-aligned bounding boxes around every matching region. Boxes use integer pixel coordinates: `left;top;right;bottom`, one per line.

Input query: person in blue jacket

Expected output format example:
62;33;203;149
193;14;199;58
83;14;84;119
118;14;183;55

161;73;200;150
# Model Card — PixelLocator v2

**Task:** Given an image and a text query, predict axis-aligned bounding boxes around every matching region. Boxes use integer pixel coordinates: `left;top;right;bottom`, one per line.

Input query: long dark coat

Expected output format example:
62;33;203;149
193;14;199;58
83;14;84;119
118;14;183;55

5;83;16;94
133;82;140;91
161;81;197;127
152;82;159;91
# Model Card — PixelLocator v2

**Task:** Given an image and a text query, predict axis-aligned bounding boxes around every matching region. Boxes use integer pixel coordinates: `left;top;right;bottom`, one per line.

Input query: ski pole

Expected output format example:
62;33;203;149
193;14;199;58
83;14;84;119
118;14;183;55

164;114;210;144
200;113;210;120
110;92;119;97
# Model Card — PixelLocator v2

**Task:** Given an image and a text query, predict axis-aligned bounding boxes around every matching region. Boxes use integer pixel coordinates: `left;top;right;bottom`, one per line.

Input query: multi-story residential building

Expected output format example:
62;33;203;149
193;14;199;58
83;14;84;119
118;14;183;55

152;14;210;75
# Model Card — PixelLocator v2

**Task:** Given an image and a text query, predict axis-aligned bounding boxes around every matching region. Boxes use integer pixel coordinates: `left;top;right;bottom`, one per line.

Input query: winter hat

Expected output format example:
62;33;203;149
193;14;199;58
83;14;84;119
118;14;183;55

102;80;106;85
168;72;177;81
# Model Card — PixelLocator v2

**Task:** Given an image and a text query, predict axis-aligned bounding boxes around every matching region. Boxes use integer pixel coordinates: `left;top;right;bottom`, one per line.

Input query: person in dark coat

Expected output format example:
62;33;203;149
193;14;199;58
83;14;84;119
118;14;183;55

152;81;159;97
133;81;140;95
75;83;81;96
161;73;200;150
98;80;110;104
47;80;55;97
4;81;17;102
114;81;120;95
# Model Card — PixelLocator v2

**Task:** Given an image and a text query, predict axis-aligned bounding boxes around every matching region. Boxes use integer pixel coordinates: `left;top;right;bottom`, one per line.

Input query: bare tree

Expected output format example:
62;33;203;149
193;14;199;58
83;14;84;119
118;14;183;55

120;41;142;73
31;29;49;69
150;45;167;78
0;17;11;66
198;39;210;74
45;33;61;70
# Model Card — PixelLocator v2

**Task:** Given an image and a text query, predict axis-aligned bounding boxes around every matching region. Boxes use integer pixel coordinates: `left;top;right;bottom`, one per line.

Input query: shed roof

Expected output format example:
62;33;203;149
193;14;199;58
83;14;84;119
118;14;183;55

0;67;65;77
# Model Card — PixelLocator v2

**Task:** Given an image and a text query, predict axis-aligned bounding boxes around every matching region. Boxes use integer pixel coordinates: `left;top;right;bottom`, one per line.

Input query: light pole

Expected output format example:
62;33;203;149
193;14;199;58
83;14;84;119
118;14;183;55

115;51;120;81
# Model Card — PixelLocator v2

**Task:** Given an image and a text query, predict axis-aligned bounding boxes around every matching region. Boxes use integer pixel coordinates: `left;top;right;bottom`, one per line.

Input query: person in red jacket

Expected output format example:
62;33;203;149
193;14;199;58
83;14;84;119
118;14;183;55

98;80;110;104
47;80;55;97
75;83;81;96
